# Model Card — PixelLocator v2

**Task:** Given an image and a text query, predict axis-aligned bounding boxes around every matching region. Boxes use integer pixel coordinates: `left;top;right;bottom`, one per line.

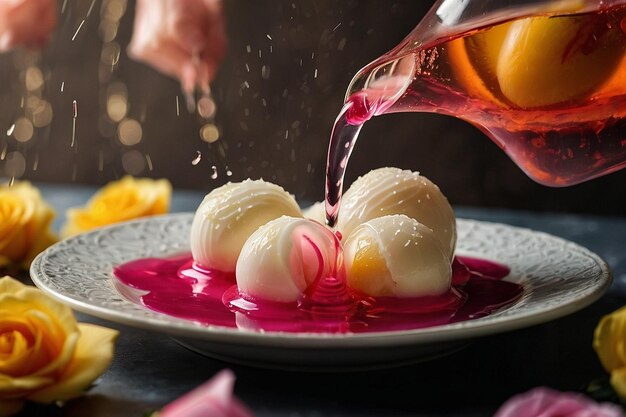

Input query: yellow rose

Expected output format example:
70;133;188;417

62;176;172;237
0;182;57;269
0;276;118;415
593;305;626;397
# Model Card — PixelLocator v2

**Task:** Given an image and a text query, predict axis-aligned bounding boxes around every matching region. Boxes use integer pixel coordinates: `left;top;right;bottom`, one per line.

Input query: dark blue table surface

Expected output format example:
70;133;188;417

16;183;626;417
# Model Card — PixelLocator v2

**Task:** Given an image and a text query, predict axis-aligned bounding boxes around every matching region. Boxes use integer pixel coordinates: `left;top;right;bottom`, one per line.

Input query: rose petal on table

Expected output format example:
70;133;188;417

127;0;226;94
493;387;622;417
159;369;254;417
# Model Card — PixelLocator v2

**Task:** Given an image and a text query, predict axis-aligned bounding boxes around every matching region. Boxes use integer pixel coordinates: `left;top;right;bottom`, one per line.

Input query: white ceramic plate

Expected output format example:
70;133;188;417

31;214;610;370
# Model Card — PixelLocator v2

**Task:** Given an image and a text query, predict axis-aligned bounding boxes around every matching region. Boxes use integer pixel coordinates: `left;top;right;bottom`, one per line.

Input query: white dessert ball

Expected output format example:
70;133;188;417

190;179;302;272
337;167;456;259
302;201;326;224
236;216;343;303
344;215;451;298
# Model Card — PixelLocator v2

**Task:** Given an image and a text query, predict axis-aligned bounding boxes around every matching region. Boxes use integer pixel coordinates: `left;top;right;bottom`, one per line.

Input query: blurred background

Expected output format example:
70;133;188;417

1;0;626;215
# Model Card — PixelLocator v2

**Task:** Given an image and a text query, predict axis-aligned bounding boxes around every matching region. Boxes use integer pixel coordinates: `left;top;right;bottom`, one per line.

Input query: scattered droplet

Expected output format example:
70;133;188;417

175;95;180;116
261;65;270;80
101;42;121;66
337;37;347;51
32;154;39;171
192;151;202;165
86;0;97;16
210;165;218;179
71;100;77;147
226;166;233;176
6;123;15;136
266;34;272;40
145;154;153;171
72;20;86;41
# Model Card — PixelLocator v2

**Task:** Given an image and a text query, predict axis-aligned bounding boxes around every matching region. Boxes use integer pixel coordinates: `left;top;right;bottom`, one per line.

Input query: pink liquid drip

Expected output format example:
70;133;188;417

113;254;522;334
324;88;397;227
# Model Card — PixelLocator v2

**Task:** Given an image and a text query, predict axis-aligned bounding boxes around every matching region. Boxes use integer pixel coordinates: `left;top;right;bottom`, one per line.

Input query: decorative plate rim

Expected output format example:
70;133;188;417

30;213;611;349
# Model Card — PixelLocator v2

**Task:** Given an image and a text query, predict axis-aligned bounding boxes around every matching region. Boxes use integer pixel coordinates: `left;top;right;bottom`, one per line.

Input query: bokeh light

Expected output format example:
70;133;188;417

197;97;216;119
24;67;44;91
121;149;146;175
4;151;26;178
118;118;142;146
200;124;220;143
13;117;33;143
107;93;128;122
31;100;53;127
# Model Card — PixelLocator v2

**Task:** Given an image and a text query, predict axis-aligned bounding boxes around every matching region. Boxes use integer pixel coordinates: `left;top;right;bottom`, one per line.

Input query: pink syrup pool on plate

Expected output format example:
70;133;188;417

113;254;523;334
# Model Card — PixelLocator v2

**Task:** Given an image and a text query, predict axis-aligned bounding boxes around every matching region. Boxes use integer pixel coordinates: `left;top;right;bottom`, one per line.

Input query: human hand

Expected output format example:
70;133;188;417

128;0;226;94
0;0;57;52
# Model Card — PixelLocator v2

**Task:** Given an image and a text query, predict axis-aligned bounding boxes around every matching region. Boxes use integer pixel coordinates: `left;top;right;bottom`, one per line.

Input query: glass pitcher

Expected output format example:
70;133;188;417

334;0;626;188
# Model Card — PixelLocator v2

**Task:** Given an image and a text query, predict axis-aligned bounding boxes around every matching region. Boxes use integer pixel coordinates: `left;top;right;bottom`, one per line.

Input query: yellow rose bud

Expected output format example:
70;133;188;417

0;276;118;414
593;305;626;397
61;176;172;237
0;182;57;269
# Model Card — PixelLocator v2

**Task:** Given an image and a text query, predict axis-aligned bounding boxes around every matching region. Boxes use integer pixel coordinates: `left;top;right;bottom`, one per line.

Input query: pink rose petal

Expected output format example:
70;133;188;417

159;369;254;417
0;0;56;51
494;387;623;417
128;0;226;94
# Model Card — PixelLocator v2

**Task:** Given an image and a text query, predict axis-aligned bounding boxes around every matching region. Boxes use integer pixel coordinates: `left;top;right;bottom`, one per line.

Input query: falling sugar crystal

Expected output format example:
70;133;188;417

71;100;77;147
6;123;15;136
72;20;86;41
210;165;218;179
192;151;202;165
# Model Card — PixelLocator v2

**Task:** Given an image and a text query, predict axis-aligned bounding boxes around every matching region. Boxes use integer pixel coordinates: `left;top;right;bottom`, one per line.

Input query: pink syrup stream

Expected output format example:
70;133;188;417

113;254;522;334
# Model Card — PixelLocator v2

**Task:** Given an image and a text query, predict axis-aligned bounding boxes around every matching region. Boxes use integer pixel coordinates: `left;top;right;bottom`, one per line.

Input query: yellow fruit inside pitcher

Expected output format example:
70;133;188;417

452;12;626;108
463;22;512;100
